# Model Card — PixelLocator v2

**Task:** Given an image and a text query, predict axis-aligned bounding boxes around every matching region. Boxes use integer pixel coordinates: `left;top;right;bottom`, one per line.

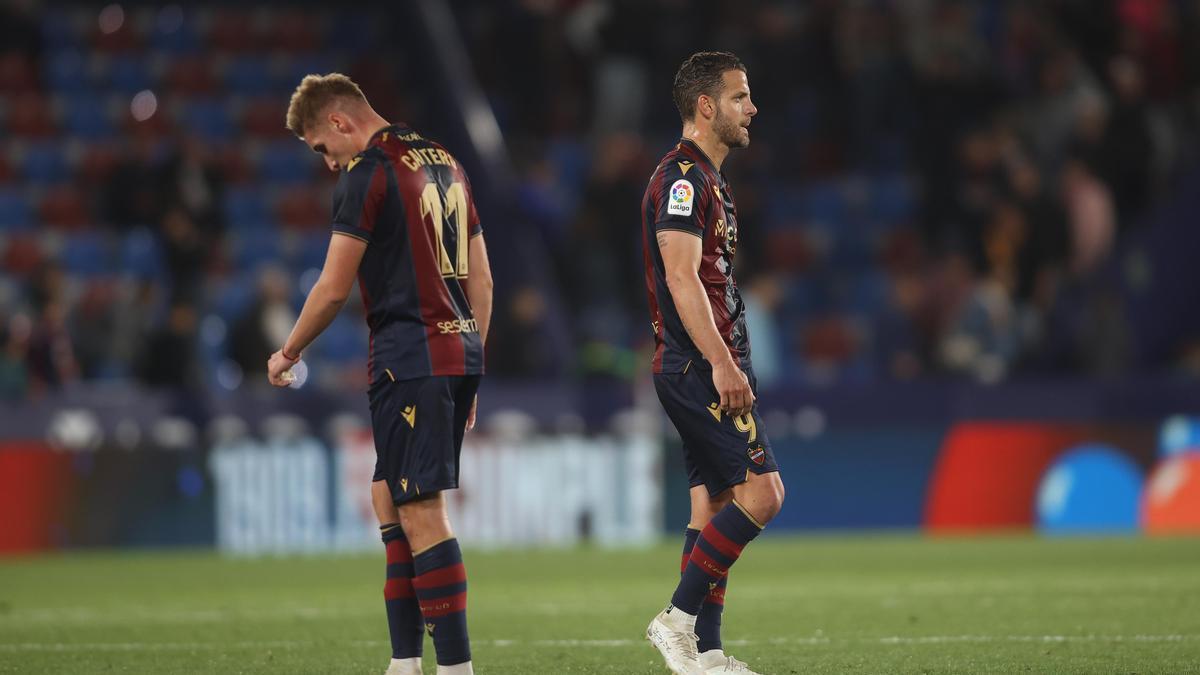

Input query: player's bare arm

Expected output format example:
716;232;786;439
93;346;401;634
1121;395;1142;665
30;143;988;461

267;232;366;387
658;229;754;417
463;233;493;429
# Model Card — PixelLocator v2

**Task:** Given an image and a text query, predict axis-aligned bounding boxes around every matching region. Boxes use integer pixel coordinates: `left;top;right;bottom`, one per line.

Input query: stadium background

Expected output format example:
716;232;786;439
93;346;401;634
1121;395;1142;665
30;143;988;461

2;0;1200;653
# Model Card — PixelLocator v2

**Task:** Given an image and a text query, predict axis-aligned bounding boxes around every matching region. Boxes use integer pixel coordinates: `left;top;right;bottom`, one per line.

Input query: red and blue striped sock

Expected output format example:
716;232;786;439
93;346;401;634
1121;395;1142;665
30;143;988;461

413;538;471;666
671;502;761;615
681;527;727;653
381;524;423;659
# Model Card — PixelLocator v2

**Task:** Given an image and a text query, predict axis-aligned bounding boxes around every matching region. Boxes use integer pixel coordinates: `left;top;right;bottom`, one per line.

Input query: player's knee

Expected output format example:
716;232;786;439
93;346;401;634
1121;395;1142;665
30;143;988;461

755;474;786;523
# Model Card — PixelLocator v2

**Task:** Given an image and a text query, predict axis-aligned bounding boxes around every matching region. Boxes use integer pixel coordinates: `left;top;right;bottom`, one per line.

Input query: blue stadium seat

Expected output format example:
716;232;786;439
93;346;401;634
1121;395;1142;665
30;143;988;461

280;55;337;91
764;185;806;229
231;230;284;270
119;228;166;281
293;232;330;271
21;143;72;184
803;182;849;226
258;142;313;185
62;95;115;139
847;270;891;315
150;13;202;54
0;190;34;230
325;14;374;53
869;174;914;226
45;51;90;94
180;99;235;141
214;272;258;322
60;233;114;277
223;188;273;229
41;11;84;51
106;56;155;94
224;57;273;95
316;314;366;362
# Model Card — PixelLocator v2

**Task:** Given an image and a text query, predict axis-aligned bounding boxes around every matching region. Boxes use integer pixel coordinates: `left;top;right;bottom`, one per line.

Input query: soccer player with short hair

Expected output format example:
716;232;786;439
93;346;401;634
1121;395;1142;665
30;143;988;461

269;73;492;675
641;52;785;675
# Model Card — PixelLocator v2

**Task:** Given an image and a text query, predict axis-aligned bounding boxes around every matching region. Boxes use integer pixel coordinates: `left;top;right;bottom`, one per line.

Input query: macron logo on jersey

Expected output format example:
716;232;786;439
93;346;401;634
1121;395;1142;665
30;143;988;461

668;179;694;216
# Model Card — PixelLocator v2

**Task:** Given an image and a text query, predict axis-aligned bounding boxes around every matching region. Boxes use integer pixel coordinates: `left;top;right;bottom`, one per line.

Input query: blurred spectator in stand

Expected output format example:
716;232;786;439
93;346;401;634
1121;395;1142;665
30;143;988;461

742;273;785;387
0;314;32;400
0;0;42;61
487;286;561;377
1099;55;1154;227
161;135;227;233
1060;159;1116;277
137;301;200;390
229;266;296;381
1008;160;1070;304
22;264;79;394
159;207;210;304
70;281;120;379
103;135;165;230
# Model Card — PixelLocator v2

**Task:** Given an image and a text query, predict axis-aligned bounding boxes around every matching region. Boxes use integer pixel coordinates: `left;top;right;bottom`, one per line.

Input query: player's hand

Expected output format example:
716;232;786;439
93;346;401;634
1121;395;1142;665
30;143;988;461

267;349;300;387
466;395;478;431
712;359;754;418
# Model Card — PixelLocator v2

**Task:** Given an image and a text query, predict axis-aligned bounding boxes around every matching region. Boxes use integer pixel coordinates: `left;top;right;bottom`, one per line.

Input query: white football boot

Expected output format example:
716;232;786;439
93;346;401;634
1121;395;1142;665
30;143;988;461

436;662;473;674
699;649;762;674
646;606;704;674
385;657;422;675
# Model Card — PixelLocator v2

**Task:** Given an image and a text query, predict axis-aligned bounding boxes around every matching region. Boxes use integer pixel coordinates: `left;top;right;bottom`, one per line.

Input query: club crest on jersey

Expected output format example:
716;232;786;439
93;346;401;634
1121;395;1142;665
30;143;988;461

668;179;694;216
748;446;766;465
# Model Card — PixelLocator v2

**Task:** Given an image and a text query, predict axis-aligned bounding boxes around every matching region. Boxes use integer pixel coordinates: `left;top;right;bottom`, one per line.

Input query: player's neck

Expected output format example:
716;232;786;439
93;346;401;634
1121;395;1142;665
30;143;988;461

681;125;728;170
357;114;393;151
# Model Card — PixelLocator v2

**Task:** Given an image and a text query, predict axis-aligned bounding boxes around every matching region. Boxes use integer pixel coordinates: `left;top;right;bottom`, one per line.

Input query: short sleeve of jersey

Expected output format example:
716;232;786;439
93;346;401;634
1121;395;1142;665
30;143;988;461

653;161;709;238
461;169;483;237
331;154;387;244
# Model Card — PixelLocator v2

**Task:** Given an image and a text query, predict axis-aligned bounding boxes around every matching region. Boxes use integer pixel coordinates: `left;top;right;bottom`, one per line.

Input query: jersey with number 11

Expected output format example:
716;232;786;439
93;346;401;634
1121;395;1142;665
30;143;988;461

331;123;484;383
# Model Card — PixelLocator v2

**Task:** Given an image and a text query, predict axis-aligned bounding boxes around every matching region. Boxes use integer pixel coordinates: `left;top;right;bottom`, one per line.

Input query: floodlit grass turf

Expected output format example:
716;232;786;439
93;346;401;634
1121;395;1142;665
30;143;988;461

1;535;1199;674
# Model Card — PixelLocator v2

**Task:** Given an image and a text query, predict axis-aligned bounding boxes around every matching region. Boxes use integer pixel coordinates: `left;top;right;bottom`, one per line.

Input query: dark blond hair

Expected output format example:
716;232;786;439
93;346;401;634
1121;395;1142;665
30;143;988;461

285;73;367;137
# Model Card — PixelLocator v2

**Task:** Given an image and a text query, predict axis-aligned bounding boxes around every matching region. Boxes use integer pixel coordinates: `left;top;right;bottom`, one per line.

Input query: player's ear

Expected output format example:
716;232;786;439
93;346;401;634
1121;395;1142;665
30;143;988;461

698;93;715;120
328;109;351;135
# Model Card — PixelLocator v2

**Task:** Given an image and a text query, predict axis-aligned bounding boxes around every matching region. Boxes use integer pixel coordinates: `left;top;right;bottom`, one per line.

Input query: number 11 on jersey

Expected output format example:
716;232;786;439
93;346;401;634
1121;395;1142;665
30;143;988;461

419;181;469;279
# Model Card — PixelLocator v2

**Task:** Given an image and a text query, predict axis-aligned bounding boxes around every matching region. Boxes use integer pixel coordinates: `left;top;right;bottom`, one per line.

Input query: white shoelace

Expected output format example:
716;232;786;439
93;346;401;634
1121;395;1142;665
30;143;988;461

716;655;751;672
671;629;700;662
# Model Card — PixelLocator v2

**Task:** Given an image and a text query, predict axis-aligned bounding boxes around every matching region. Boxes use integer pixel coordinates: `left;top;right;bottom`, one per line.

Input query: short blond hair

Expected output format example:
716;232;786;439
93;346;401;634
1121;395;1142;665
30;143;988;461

285;73;367;137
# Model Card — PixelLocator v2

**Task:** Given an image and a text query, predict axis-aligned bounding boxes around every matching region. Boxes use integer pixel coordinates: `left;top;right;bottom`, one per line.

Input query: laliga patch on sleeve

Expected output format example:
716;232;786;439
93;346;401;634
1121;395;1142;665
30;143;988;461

667;179;695;216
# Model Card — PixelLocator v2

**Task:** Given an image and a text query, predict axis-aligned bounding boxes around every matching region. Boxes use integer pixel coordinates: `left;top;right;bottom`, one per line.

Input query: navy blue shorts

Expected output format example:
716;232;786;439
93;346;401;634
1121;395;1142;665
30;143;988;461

654;364;779;497
369;374;481;506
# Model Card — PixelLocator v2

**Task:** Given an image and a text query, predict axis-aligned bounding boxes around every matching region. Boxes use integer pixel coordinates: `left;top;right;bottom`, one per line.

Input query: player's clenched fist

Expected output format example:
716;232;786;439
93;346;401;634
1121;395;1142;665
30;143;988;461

266;349;299;387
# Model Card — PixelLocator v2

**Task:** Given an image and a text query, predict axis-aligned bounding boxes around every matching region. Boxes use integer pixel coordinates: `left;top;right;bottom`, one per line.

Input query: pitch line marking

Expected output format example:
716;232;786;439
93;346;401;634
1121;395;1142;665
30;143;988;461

1;635;1194;652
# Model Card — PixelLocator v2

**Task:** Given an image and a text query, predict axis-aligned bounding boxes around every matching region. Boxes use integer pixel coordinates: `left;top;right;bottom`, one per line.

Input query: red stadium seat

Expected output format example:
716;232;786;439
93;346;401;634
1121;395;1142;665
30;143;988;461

79;143;120;183
209;11;263;53
0;54;38;93
6;94;58;138
266;12;320;52
240;97;290;139
1;234;46;276
165;57;218;95
275;187;328;229
38;186;90;229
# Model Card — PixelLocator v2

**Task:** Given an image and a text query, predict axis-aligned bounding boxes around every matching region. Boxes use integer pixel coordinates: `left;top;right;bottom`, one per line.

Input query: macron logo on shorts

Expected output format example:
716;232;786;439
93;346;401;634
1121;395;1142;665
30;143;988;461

667;179;694;216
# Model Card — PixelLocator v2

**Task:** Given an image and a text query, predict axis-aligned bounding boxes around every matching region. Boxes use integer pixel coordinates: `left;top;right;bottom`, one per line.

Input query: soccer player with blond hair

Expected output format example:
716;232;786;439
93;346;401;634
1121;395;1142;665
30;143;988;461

269;73;492;675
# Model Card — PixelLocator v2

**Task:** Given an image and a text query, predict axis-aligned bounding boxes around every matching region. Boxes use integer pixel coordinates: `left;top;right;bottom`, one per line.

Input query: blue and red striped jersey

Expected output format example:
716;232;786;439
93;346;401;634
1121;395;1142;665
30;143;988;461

331;124;484;383
641;138;750;374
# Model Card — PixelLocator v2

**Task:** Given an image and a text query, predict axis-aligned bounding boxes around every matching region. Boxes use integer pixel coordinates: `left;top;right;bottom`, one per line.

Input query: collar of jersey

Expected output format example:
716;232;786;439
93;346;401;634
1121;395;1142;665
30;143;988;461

368;123;407;147
678;138;724;182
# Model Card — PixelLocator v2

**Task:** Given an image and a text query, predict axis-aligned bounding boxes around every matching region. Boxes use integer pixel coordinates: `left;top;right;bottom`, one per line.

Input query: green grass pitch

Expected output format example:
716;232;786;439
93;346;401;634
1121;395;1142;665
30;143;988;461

2;535;1199;674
